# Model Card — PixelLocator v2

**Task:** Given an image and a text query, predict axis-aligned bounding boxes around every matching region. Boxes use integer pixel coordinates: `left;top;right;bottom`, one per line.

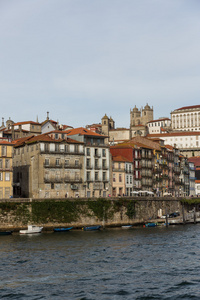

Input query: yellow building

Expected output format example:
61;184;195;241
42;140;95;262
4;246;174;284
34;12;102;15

0;141;14;198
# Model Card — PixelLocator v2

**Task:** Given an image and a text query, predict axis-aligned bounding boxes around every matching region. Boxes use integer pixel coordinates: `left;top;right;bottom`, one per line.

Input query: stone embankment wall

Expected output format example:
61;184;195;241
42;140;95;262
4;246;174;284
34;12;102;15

0;197;193;231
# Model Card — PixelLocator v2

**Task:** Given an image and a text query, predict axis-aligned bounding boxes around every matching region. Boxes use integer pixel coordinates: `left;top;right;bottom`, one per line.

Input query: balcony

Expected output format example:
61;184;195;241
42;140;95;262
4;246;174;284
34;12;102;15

44;177;63;183
44;163;63;168
64;177;82;183
41;149;84;155
64;163;82;169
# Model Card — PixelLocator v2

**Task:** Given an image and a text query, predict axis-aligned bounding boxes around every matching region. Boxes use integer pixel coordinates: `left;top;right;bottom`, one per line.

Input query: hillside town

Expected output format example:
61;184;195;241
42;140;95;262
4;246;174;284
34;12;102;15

0;104;200;199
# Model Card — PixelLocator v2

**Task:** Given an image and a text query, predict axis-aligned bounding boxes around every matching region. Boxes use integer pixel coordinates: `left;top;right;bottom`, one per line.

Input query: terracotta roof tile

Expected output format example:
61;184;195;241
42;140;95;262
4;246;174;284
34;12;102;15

176;105;200;111
66;127;106;137
13;121;41;126
112;155;132;163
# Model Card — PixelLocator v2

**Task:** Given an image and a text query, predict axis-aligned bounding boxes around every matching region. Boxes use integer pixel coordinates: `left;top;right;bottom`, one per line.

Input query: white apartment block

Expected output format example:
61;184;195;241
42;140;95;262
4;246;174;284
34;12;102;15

147;131;200;157
147;118;171;134
171;105;200;131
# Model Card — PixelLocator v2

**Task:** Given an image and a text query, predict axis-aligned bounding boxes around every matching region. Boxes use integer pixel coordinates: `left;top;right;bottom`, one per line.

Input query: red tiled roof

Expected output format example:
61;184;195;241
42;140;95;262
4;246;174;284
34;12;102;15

66;127;106;137
188;156;200;167
0;140;15;145
13;121;41;126
176;105;200;111
112;155;132;163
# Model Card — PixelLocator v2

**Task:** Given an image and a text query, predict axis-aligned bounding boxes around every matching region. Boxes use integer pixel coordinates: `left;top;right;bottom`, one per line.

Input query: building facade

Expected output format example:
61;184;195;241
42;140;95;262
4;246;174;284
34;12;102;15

0;141;14;198
171;105;200;131
13;135;85;198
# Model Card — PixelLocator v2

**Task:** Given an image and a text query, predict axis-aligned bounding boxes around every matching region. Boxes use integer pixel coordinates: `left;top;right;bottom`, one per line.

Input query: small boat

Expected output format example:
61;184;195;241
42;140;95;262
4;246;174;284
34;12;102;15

53;227;73;232
121;225;132;229
145;222;157;227
83;225;101;231
19;225;43;234
0;231;13;235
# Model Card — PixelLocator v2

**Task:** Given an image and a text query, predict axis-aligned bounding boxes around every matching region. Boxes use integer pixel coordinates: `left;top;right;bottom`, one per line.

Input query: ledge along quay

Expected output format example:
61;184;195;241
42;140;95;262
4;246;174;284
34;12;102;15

0;196;199;233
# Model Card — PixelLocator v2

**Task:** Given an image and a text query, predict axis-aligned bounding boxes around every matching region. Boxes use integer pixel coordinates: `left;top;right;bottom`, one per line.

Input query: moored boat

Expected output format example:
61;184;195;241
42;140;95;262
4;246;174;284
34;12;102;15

145;222;157;227
83;225;101;231
19;225;43;234
121;225;132;229
53;227;73;232
0;231;13;235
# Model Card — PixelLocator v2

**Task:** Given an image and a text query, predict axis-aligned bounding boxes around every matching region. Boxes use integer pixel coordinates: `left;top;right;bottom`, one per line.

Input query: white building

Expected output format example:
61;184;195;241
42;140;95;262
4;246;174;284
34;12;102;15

147;131;200;157
171;105;200;131
147;118;171;134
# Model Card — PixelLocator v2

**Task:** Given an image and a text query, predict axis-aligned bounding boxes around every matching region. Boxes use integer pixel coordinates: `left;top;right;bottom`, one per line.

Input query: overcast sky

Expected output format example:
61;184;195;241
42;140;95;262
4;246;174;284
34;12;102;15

0;0;200;128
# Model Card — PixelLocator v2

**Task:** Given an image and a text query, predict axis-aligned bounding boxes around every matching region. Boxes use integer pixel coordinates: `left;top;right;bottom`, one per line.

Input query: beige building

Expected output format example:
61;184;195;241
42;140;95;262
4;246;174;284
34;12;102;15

0;141;14;198
171;105;200;131
13;134;85;198
112;156;134;196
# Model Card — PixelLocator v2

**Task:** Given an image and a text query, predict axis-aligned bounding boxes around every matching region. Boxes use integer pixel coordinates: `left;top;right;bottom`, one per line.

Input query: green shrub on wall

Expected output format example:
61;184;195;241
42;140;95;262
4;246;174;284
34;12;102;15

125;201;136;219
87;198;114;221
31;200;85;223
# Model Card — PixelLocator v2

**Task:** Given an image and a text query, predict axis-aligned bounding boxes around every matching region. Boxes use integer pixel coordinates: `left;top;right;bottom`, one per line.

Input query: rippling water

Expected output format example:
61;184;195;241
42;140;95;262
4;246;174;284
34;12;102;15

1;225;200;299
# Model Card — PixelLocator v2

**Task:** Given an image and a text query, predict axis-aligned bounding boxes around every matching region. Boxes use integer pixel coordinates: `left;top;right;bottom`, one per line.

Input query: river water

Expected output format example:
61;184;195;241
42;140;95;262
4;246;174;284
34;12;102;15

1;224;200;300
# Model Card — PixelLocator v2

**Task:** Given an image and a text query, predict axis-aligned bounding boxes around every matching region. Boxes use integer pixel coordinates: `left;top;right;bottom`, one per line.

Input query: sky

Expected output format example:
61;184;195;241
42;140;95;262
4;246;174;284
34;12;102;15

0;0;200;129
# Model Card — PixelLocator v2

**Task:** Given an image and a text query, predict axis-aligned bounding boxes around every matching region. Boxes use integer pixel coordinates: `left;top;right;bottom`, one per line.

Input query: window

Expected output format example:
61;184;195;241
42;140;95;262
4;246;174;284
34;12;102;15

103;172;106;181
86;158;90;168
87;171;90;181
102;159;106;168
45;144;49;152
102;149;106;157
45;158;50;166
55;134;58;139
75;160;79;167
65;159;69;166
5;159;9;169
86;148;90;156
55;144;59;152
95;159;98;168
113;173;116;182
130;176;133;184
95;172;98;181
65;145;69;153
119;174;122;182
0;160;2;168
5;173;10;181
74;145;78;153
56;159;60;166
2;146;7;156
126;175;129;184
0;173;2;181
95;148;98;156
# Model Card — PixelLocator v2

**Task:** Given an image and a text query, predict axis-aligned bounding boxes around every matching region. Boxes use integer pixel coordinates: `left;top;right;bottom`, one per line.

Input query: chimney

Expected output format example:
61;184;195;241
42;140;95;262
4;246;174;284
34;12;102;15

2;117;4;127
47;112;49;120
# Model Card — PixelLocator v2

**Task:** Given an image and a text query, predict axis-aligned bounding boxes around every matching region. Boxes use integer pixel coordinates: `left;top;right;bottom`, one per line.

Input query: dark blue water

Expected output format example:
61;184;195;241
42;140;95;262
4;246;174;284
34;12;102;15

1;225;200;299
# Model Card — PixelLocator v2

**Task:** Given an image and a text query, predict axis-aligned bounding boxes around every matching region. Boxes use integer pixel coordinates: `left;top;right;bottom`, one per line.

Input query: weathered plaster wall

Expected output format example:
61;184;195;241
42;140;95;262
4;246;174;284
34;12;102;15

0;197;187;231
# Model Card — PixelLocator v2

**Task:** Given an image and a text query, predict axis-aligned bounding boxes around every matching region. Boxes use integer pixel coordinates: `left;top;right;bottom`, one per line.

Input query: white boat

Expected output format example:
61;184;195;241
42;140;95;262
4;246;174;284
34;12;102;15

122;225;132;229
19;225;43;234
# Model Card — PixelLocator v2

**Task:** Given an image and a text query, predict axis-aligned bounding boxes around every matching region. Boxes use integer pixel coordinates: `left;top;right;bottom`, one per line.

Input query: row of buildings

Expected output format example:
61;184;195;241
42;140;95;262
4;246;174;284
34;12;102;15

0;125;196;199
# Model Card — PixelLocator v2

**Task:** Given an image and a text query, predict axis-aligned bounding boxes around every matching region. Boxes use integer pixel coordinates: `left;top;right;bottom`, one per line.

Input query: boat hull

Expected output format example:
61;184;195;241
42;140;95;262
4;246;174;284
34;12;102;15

53;227;73;232
20;225;43;234
83;225;101;231
0;231;12;235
